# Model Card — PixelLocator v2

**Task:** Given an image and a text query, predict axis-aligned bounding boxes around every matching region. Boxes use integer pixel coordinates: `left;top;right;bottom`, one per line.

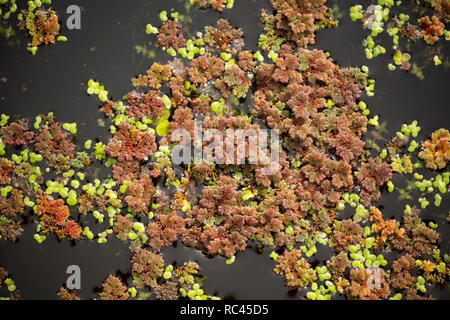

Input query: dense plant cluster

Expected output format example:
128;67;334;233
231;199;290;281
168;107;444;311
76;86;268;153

349;0;449;74
0;0;448;301
35;192;82;240
191;0;231;12
259;0;337;51
18;7;60;47
99;275;130;300
57;287;80;300
274;249;316;287
418;128;450;170
418;14;445;45
157;20;186;50
0;0;67;54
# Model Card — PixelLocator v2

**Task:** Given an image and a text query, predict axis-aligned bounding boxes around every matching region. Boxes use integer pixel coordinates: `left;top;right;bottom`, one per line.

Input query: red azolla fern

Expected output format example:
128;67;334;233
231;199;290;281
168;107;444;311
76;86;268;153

330;219;364;251
146;211;185;252
113;215;133;242
418;15;445;45
132;63;172;89
192;0;227;12
34;120;75;172
99;275;129;300
347;268;390;300
0;158;15;185
64;220;82;240
125;90;165;121
124;176;156;215
157;20;186;50
35;192;81;240
180;176;261;258
418;128;449;170
357;157;392;206
260;0;334;49
0;189;25;217
131;248;164;288
105;122;157;162
273;249;317;288
369;206;405;247
390;254;415;290
0;120;34;146
203;18;243;50
188;55;225;84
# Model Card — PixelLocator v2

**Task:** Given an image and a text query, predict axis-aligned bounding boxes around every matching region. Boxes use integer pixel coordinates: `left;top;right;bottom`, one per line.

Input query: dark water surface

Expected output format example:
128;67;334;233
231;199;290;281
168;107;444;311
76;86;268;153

0;0;448;299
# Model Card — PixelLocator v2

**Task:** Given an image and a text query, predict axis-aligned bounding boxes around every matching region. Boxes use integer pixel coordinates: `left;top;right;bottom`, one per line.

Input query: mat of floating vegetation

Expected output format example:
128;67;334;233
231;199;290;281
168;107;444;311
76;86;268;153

0;0;449;300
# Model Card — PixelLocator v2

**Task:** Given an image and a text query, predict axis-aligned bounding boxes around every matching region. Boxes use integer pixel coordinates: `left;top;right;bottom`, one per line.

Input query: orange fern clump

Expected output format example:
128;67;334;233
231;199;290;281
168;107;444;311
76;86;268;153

43;34;55;45
273;249;317;288
57;287;80;300
370;206;405;244
64;220;82;240
192;0;227;12
172;191;186;211
347;268;390;300
36;192;81;240
17;8;61;48
418;128;450;170
0;158;15;185
36;193;70;225
418;15;445;45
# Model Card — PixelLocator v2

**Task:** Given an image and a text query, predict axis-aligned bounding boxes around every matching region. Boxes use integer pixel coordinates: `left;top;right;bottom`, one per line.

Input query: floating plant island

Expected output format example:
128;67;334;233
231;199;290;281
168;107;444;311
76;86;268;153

0;0;449;302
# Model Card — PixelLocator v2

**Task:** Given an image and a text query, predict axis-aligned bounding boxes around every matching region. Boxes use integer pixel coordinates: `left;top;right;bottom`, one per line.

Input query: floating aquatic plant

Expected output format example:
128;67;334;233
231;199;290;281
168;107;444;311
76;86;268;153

99;275;129;300
0;0;67;54
349;0;449;75
0;0;448;301
259;0;337;52
57;287;80;300
418;128;450;170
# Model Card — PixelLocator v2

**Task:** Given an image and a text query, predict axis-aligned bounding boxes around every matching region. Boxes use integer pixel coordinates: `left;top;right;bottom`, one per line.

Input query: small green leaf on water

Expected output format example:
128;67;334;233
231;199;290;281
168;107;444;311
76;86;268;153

156;119;170;136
